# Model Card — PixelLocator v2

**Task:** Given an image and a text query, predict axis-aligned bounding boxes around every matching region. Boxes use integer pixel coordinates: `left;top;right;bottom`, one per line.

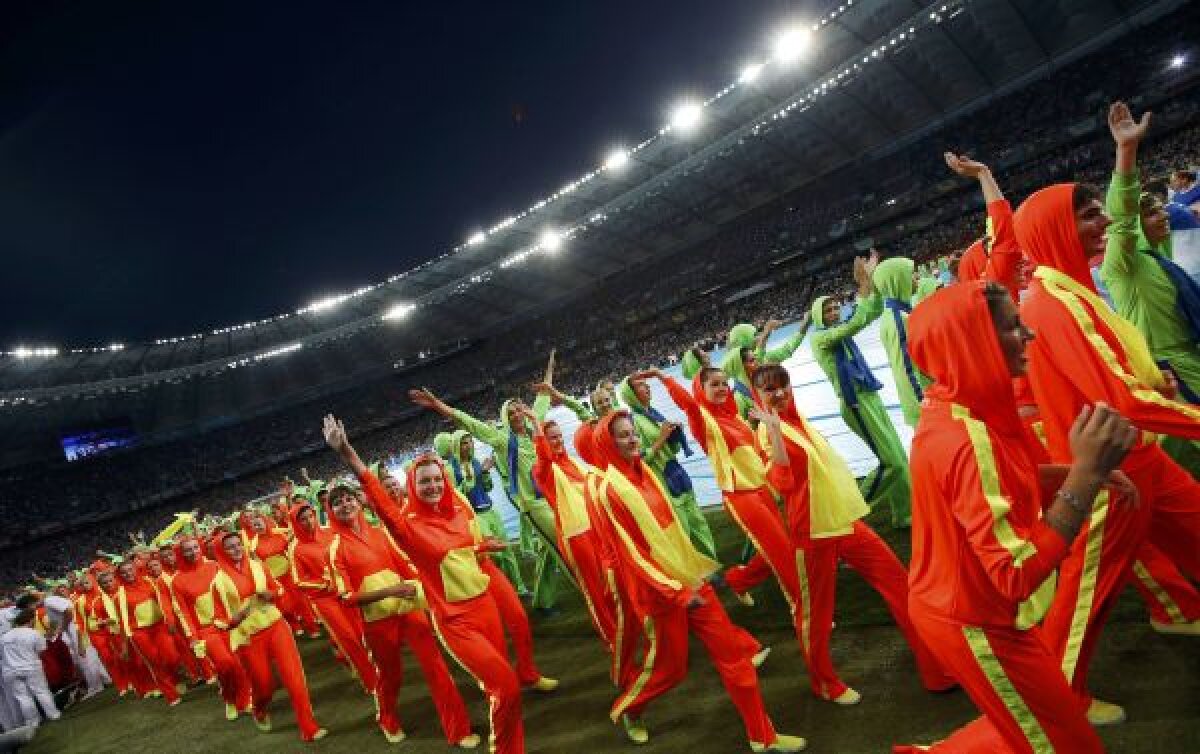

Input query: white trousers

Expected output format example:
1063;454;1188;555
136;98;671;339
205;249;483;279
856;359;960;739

62;627;110;694
3;670;58;727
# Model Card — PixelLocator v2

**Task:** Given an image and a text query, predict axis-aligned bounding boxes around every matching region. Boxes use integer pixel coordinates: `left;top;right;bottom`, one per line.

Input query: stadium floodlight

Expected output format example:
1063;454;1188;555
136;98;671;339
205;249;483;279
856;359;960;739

382;302;415;321
604;148;629;171
540;228;564;253
303;294;346;314
467;230;486;246
669;102;703;132
739;62;765;84
1171;53;1187;69
772;27;813;64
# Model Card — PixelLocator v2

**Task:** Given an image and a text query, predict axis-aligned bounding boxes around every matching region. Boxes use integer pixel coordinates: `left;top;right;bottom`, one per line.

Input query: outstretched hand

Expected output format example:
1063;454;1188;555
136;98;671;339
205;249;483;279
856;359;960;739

322;414;349;453
747;406;782;430
943;151;990;178
1108;101;1151;148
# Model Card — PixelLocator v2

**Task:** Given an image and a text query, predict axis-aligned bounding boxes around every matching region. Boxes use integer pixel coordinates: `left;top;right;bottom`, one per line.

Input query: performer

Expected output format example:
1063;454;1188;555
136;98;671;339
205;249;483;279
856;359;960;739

873;256;927;428
166;534;253;721
113;558;182;704
617;374;718;560
240;510;320;638
285;502;379;692
211;529;327;741
1014;101;1200;723
898;280;1137;753
323;414;557;754
325;482;478;747
0;610;59;727
410;387;570;612
590;410;804;751
435;431;530;596
810;254;912;528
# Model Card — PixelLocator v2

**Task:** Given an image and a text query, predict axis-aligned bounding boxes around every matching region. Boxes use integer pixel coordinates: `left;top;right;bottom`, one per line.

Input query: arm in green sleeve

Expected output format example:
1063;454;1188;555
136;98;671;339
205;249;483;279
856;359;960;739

811;293;882;351
451;408;507;450
1101;169;1141;281
558;394;594;422
531;393;552;422
760;320;811;364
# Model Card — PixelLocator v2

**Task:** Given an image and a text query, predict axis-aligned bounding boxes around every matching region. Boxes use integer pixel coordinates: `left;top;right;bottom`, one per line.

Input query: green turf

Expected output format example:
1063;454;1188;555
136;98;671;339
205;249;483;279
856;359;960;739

26;509;1200;752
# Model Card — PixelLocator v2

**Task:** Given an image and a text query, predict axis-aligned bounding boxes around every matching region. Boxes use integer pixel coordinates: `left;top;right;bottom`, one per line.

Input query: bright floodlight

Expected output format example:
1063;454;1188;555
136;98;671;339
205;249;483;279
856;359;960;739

670;102;703;132
739;62;765;84
467;230;486;246
773;27;813;64
540;229;564;252
1171;53;1187;69
383;302;414;321
604;148;629;171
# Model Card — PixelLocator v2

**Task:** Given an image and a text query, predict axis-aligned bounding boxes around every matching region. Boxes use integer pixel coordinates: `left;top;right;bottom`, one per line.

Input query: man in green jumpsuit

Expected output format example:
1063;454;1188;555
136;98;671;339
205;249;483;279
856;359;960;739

434;430;531;596
410;388;574;611
873;256;928;428
809;254;912;528
617;374;719;560
1099;102;1200;478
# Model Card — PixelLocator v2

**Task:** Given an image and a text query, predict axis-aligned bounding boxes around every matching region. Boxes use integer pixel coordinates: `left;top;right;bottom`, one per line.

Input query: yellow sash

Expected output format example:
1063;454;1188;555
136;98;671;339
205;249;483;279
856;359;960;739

97;593;120;635
601;467;718;589
1036;267;1165;389
697;405;767;492
213;559;283;650
761;419;869;538
551;463;593;539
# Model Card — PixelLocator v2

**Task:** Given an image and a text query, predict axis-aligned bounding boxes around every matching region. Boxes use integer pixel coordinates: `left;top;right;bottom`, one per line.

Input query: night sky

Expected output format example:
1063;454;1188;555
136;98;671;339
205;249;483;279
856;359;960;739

0;0;806;346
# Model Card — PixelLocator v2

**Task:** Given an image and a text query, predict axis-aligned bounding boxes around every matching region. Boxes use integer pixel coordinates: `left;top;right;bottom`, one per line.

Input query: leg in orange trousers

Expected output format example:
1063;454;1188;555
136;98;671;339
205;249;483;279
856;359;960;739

197;628;252;712
310;596;377;692
1131;541;1200;626
483;561;542;686
236;620;323;739
130;624;181;703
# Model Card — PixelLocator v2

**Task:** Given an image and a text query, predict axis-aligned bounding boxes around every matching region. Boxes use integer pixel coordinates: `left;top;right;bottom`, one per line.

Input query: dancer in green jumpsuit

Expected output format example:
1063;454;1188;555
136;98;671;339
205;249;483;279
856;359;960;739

810;254;912;528
434;431;530;595
873;256;928;428
617;374;719;560
409;387;574;611
1099;102;1200;477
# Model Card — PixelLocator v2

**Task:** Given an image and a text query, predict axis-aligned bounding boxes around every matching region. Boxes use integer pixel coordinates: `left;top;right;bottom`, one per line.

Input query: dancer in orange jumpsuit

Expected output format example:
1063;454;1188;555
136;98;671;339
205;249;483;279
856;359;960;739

285;502;378;693
323;414;557;754
240;511;321;638
165;534;253;720
325;484;478;747
526;411;617;649
1013;102;1200;722
211;529;327;741
114;558;182;704
897;280;1139;753
154;543;211;684
590;411;806;752
747;363;954;701
87;565;138;696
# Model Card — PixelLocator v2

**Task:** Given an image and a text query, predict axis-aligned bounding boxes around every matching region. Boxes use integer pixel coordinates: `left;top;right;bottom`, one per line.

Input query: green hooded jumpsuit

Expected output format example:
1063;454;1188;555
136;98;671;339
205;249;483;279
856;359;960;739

617;376;718;559
809;293;912;527
872;257;930;428
1100;168;1200;477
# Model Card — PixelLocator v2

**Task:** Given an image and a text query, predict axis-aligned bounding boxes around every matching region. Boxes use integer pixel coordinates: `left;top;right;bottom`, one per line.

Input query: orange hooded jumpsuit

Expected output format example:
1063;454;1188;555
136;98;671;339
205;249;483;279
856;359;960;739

326;496;472;743
285;502;378;692
900;281;1101;754
362;457;545;754
591;411;784;750
115;563;182;703
211;531;324;740
1014;183;1200;703
240;512;321;637
83;567;133;695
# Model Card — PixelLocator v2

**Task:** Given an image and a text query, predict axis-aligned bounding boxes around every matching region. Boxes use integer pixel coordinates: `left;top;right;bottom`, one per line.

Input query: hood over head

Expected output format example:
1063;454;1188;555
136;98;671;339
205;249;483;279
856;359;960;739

908;281;1021;436
957;239;988;283
404;452;459;516
432;432;455;460
725;323;757;351
617;376;645;412
872;257;915;301
811;295;832;327
593;411;640;477
680;349;705;379
574;422;604;467
1013;183;1096;293
288;501;323;544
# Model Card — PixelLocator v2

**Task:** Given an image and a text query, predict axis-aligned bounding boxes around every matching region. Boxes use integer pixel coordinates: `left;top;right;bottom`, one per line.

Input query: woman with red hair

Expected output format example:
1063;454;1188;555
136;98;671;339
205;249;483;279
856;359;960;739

588;410;805;752
897;281;1135;753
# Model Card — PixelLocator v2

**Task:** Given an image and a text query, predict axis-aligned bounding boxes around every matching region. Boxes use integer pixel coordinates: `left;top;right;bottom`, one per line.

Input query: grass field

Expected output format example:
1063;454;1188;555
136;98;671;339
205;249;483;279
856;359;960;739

26;510;1200;753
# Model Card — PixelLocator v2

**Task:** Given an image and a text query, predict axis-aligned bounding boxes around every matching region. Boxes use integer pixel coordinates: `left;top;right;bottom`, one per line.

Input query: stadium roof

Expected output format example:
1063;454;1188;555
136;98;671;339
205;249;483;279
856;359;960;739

0;0;1188;463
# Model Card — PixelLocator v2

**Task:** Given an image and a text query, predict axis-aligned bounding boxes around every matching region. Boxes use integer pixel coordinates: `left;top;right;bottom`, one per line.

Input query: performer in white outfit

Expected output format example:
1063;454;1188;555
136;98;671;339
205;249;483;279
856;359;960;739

0;609;60;727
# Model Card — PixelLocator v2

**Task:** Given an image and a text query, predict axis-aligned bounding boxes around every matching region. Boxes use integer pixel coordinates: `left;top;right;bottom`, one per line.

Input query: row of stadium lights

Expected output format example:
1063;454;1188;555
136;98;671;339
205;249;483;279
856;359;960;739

6;1;871;363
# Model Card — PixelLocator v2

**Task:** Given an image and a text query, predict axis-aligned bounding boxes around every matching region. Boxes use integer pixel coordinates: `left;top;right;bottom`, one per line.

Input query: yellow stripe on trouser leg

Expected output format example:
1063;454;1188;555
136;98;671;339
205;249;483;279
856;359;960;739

962;626;1054;752
428;614;495;751
1061;491;1108;682
1133;560;1187;624
610;616;657;722
723;497;797;615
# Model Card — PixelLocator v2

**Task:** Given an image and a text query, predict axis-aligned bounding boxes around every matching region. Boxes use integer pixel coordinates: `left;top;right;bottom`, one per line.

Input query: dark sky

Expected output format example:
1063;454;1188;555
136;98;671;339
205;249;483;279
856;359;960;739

0;0;808;346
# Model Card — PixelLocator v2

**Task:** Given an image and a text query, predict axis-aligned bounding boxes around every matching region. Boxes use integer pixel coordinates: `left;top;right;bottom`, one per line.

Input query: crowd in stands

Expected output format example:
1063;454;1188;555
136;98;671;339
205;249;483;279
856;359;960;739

2;3;1199;590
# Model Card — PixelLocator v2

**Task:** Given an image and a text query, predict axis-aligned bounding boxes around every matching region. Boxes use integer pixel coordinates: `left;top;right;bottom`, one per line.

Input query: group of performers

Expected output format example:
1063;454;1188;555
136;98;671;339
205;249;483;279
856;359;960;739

4;100;1200;753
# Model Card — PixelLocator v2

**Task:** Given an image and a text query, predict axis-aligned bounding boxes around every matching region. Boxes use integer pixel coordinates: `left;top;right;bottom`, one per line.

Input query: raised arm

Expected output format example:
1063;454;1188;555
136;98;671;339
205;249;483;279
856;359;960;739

532;381;592;422
638;368;704;443
758;314;812;364
323;414;368;477
812;256;883;349
1101;101;1153;282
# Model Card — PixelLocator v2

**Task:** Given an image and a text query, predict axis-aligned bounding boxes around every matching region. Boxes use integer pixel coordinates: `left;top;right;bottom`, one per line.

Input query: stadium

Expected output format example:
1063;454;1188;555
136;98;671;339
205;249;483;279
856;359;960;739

2;0;1199;752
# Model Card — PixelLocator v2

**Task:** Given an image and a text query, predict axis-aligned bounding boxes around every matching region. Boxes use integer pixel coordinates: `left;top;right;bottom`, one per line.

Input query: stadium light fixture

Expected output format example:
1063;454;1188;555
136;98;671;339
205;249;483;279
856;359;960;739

382;302;416;321
604;148;630;171
739;62;765;84
1171;53;1187;69
467;230;487;246
540;228;564;253
669;102;703;132
772;27;813;64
